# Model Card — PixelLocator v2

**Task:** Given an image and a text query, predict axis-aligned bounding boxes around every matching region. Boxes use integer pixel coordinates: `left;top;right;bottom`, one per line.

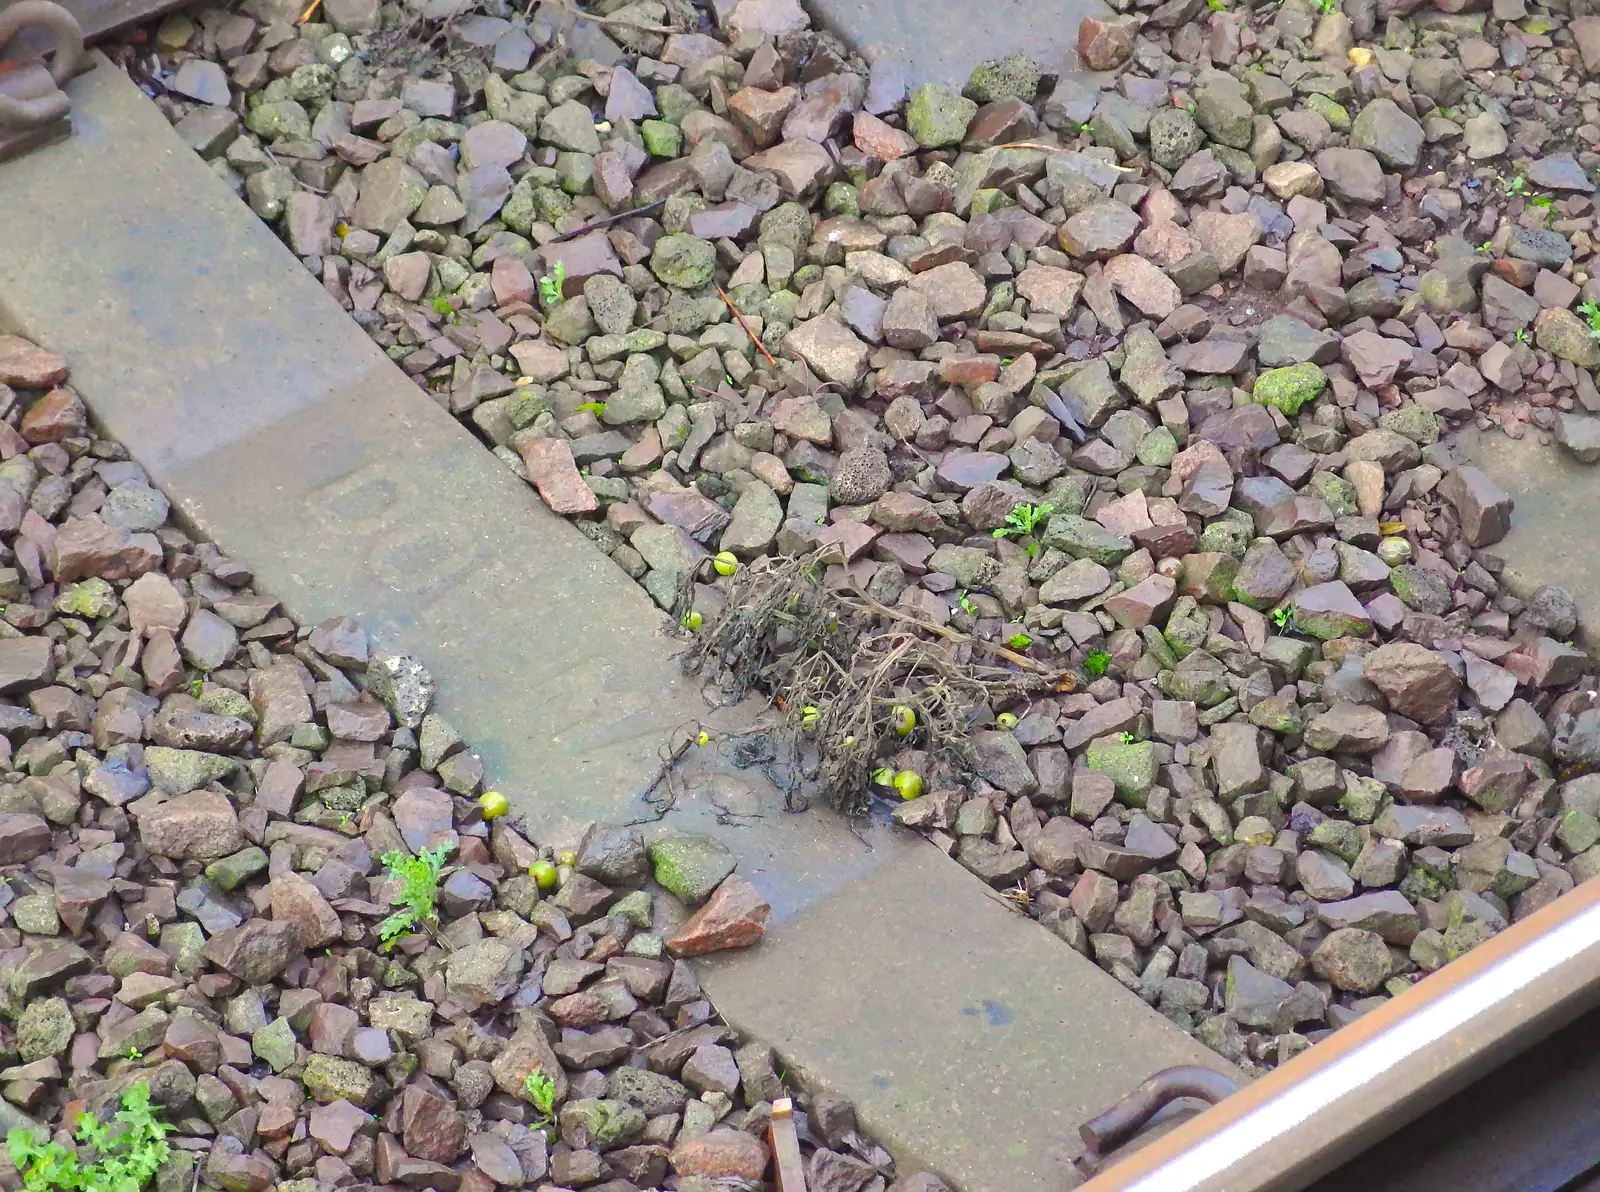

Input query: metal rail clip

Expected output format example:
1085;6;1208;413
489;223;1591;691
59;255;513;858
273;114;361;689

0;0;86;165
1074;1065;1240;1178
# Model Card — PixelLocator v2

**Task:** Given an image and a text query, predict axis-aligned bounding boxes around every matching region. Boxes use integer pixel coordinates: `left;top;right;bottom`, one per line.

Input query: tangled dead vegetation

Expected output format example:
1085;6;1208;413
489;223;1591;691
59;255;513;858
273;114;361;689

679;550;1076;815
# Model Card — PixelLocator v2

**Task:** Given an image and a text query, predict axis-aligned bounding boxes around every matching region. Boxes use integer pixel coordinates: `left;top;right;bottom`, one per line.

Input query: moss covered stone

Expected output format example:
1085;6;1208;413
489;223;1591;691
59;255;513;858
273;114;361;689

1084;738;1158;805
1253;362;1327;415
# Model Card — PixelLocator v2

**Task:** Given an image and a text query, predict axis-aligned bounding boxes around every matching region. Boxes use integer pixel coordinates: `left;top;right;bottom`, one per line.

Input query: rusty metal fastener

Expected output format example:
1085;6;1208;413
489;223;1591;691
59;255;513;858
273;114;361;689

0;0;86;133
1075;1066;1241;1178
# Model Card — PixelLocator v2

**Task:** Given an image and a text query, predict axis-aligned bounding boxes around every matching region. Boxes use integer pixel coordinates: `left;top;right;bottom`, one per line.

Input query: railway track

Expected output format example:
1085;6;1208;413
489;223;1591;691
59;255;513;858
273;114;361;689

2;2;1600;1189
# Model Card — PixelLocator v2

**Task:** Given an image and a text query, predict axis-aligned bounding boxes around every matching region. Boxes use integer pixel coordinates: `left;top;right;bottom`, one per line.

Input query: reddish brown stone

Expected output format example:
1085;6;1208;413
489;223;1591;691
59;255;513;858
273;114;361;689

665;874;770;957
0;335;67;388
744;139;835;199
727;85;799;147
938;355;1002;388
0;813;51;865
163;1016;222;1072
492;256;535;306
310;1098;374;1154
401;1085;466;1164
1078;14;1138;70
852;111;917;161
520;438;598;515
669;1128;769;1181
20;389;88;444
52;515;163;582
269;871;342;948
141;629;185;695
532;231;622;298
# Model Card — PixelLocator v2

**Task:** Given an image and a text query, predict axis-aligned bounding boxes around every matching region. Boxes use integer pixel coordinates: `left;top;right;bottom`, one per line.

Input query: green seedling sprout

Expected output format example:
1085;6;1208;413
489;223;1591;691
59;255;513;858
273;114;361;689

957;591;977;615
1580;299;1600;340
1083;649;1112;677
377;844;450;951
1270;607;1293;629
1516;328;1528;343
1006;633;1033;650
524;1070;558;1133
1503;174;1528;196
1117;731;1136;744
575;402;607;416
1317;0;1336;11
1530;194;1553;209
992;502;1055;542
538;260;567;306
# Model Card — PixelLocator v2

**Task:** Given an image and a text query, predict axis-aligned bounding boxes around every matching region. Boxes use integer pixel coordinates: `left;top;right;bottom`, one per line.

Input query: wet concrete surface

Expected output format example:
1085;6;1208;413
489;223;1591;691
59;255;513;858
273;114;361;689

807;0;1112;91
1456;425;1600;650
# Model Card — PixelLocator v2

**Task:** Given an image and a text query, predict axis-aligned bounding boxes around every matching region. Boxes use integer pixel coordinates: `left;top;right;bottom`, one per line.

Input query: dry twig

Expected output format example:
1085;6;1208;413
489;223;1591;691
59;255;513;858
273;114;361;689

716;284;779;367
679;552;1066;813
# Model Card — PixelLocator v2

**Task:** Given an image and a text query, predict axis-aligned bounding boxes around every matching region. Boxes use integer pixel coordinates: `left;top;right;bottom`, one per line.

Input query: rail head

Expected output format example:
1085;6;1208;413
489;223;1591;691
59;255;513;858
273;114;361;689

1078;875;1600;1192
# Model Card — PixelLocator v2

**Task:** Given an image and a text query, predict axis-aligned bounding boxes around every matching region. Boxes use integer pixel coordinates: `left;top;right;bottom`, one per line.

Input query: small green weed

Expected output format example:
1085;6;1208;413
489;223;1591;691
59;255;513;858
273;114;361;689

430;296;459;322
377;844;450;951
575;401;607;417
1502;174;1528;196
1580;299;1600;340
1530;194;1553;210
524;1071;557;1133
538;260;567;306
1184;100;1197;115
9;1082;170;1192
1270;607;1293;630
992;502;1055;543
187;677;203;698
1478;240;1493;253
1117;731;1135;744
1083;649;1112;677
1006;632;1033;650
957;591;976;615
1316;0;1336;11
1516;328;1528;343
1207;0;1227;8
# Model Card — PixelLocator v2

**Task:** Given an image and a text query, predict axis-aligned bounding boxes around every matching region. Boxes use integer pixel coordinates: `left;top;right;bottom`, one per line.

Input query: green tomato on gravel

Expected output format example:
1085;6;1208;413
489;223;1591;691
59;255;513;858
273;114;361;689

996;712;1019;730
890;704;916;736
681;610;703;630
712;551;739;576
528;861;558;889
893;771;924;800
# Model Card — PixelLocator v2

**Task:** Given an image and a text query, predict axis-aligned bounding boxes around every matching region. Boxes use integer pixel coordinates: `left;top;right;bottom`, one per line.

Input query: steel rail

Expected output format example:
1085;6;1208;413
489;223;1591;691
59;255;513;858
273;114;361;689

0;0;180;44
1077;874;1600;1192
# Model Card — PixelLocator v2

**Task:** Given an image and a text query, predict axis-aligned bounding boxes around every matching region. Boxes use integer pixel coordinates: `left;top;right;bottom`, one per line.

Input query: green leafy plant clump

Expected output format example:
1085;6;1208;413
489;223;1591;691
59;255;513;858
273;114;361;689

9;1083;170;1192
538;260;567;307
992;502;1054;542
377;844;451;951
1083;649;1112;677
524;1070;557;1132
1270;606;1294;630
1580;299;1600;341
